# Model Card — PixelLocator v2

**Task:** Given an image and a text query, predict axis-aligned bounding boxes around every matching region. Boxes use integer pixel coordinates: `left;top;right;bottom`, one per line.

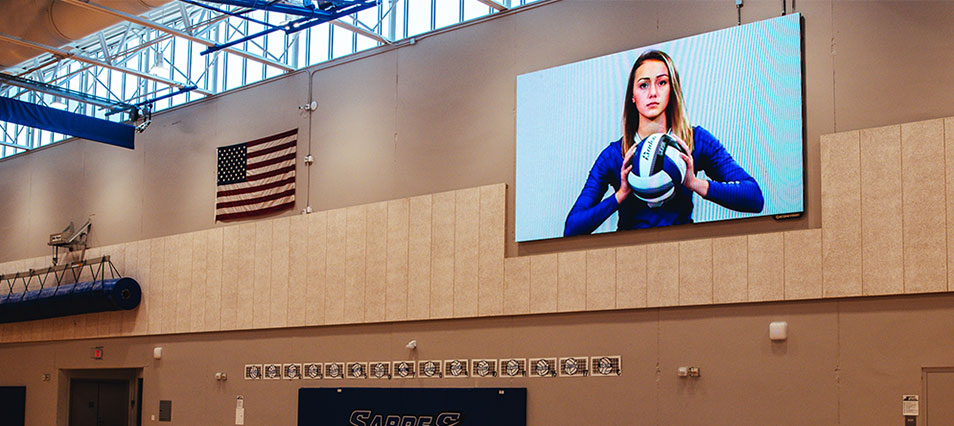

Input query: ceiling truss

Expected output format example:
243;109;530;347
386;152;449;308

0;0;525;156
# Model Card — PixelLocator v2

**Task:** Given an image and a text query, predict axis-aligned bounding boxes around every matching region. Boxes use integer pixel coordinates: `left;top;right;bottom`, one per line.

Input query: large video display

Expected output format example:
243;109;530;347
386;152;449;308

515;14;803;242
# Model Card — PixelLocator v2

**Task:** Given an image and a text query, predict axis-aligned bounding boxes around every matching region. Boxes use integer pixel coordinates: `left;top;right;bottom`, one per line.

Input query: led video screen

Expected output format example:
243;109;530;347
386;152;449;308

515;14;803;242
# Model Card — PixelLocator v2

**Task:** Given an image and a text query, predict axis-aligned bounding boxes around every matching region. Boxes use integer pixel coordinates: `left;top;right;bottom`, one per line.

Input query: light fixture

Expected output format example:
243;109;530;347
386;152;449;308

149;49;170;76
50;97;67;109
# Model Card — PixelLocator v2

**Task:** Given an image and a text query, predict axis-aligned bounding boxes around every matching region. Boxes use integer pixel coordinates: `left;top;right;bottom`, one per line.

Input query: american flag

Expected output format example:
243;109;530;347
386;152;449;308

215;129;297;221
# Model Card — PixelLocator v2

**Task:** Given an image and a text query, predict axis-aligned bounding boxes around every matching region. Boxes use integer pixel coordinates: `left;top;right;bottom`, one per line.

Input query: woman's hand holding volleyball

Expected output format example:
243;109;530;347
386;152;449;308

616;143;638;203
673;136;709;197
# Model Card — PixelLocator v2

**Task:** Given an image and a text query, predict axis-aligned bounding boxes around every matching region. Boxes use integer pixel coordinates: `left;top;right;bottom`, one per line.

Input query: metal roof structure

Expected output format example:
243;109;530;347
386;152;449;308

0;0;537;158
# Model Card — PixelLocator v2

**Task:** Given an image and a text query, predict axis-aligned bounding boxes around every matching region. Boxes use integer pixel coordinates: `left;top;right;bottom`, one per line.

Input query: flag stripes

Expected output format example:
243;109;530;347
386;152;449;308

215;129;297;221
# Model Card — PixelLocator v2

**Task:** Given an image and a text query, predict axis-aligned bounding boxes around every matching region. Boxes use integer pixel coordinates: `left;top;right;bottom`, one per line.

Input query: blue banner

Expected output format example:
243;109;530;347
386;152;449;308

298;387;526;426
0;96;135;149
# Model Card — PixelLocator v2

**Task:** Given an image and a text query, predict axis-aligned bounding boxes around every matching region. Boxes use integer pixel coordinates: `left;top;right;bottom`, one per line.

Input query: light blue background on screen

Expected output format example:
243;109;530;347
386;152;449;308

515;14;803;242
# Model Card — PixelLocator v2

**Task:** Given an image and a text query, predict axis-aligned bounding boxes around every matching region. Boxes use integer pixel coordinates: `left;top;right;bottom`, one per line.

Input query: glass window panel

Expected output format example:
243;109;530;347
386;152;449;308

266;31;285;62
225;17;245;42
435;0;459;29
406;0;432;37
225;52;243;90
331;25;353;59
299;30;309;67
355;26;377;53
191;46;205;86
394;0;407;39
463;2;490;20
309;25;330;65
246;59;264;85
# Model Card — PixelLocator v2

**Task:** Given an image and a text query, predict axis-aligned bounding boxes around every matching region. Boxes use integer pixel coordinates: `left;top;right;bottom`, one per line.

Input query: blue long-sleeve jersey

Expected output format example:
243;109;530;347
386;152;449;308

564;126;763;237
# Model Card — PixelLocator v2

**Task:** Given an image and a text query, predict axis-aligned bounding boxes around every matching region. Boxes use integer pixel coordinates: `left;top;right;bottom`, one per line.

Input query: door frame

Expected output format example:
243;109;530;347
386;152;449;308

58;368;142;426
922;366;954;426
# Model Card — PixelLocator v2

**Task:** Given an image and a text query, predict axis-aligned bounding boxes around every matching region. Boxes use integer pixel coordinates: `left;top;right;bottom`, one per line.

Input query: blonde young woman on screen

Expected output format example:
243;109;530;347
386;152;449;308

564;50;763;236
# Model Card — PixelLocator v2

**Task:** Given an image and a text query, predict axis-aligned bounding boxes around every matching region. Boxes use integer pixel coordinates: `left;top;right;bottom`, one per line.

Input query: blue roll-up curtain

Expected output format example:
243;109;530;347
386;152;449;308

0;97;135;149
0;278;141;323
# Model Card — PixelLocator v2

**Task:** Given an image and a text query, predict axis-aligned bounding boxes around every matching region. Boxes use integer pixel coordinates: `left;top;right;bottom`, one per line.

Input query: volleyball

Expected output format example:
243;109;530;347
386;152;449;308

627;133;688;207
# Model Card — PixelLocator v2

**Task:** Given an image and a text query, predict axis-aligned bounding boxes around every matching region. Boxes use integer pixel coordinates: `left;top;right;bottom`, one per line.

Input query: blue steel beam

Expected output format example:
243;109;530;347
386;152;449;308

177;0;283;30
198;0;375;19
199;0;378;55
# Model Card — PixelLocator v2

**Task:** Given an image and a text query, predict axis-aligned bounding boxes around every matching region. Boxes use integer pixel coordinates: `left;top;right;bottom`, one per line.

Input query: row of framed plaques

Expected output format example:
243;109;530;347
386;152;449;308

245;356;621;380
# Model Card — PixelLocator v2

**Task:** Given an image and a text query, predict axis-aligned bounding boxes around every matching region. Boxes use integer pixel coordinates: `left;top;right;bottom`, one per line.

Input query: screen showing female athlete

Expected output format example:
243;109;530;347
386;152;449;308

564;50;764;237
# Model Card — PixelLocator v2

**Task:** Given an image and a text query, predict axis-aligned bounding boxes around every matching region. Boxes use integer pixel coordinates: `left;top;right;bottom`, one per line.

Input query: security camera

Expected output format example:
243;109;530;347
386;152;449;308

406;340;417;350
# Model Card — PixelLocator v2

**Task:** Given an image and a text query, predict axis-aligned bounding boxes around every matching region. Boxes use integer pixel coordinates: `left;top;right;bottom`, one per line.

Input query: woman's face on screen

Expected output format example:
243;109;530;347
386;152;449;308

632;59;671;122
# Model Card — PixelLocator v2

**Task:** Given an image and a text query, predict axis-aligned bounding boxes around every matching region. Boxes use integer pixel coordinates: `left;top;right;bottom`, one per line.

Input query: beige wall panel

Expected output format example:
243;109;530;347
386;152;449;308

821;131;863;297
131;240;150;335
220;225;241;330
101;244;126;340
430;191;455;319
478;184;505;317
205;227;223;332
504;256;530;315
859;125;903;295
190;231;207;333
175;233;194;334
235;223;256;330
149;237;165;334
784;229;823;300
407;195;432;320
252;222;272;329
529;253;558;313
454;188;479;318
286;215;306;327
585;248;616;310
4;321;19;343
557;251;585;312
386;199;409;322
679;239;713;306
616;245;647;309
108;249;124;336
120;242;139;335
305;211;328;326
748;233;785;302
901;119;947;293
270;217;290;328
712;236;747;304
365;202;388;323
344;205;367;323
646;242;679;307
324;209;347;324
949;118;954;290
81;248;101;337
146;239;162;335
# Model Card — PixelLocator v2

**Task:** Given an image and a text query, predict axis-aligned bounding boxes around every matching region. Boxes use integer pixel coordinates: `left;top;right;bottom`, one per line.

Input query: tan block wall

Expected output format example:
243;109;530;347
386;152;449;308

1;115;951;342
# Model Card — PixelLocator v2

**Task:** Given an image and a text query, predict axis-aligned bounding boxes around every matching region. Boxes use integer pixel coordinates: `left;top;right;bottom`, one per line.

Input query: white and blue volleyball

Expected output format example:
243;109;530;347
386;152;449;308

627;133;688;207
